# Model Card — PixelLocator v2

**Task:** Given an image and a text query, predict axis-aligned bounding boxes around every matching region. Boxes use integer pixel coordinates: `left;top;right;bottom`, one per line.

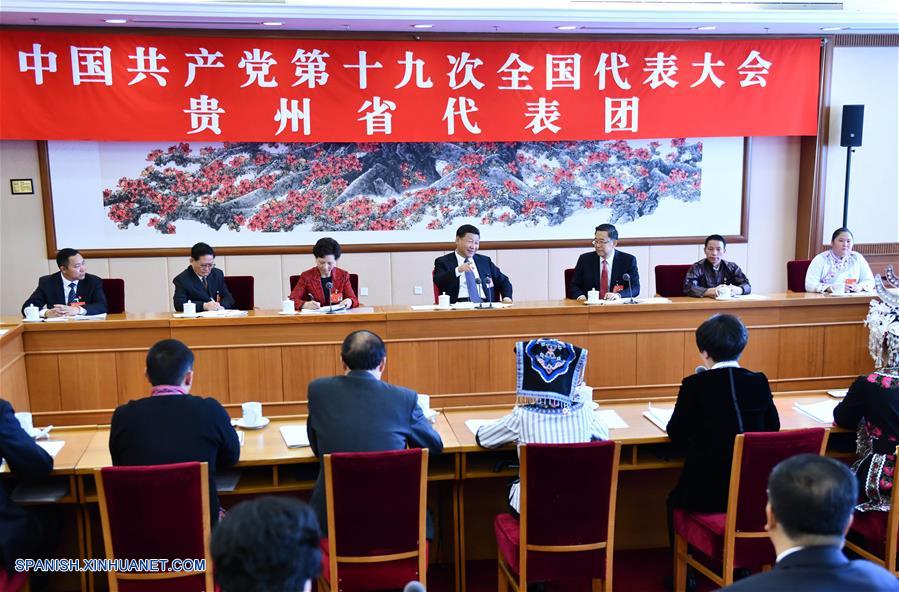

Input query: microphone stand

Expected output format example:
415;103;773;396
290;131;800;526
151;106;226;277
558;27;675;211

325;281;335;314
485;277;494;308
624;275;637;304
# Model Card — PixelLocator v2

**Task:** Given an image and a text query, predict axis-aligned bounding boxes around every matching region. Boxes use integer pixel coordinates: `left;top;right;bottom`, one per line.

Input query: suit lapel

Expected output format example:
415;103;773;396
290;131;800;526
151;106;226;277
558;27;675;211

53;272;66;304
308;271;326;303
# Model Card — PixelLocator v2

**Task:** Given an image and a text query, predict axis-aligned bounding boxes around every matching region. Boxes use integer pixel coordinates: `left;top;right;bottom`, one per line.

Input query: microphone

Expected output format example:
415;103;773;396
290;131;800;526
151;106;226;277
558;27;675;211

403;582;426;592
326;281;334;314
622;273;636;304
484;276;494;308
475;278;484;307
695;365;707;374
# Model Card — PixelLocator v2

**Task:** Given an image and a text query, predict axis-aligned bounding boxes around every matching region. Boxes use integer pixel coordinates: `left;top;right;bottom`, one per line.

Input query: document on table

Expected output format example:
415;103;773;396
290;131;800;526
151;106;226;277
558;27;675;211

643;405;674;432
827;388;848;399
37;441;65;457
465;419;498;436
793;400;839;424
280;425;310;448
11;480;69;503
215;469;242;492
74;313;108;320
595;409;629;429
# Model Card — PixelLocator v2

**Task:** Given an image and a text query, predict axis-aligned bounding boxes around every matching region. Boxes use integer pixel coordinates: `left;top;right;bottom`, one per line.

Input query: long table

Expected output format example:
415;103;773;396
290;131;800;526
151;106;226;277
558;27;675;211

3;391;854;592
0;293;874;426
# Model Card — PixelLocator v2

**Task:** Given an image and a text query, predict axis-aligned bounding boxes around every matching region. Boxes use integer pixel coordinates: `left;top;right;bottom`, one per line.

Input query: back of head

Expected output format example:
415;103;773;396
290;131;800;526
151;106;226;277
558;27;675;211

55;248;80;268
456;223;479;238
695;313;748;363
212;496;321;592
146;339;194;386
190;242;215;261
341;330;386;371
594;223;618;240
768;454;857;542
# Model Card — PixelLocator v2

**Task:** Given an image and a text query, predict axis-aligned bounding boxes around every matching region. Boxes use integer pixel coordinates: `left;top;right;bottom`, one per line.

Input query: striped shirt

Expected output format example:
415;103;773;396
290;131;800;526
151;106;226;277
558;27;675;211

477;405;610;512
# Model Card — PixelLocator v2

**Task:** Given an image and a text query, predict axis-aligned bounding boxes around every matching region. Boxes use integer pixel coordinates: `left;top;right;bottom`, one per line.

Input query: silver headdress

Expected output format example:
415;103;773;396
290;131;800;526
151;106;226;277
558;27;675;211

866;265;899;371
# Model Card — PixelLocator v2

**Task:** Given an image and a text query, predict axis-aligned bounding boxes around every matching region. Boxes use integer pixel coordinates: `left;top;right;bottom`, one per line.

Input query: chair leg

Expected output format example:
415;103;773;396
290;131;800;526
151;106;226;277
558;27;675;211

592;578;602;592
497;559;508;592
673;533;687;592
317;576;331;592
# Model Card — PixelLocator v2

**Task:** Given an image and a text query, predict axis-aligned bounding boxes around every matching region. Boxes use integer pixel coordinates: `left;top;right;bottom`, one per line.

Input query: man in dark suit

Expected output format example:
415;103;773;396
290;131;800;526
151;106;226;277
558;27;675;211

172;242;235;312
0;399;57;591
722;454;899;591
109;339;240;525
433;224;513;304
306;330;443;531
570;223;640;300
21;248;107;317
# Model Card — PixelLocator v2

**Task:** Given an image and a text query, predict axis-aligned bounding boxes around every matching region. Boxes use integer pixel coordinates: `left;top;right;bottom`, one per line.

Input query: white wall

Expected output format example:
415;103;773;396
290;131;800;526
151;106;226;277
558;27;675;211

0;138;800;315
824;46;899;244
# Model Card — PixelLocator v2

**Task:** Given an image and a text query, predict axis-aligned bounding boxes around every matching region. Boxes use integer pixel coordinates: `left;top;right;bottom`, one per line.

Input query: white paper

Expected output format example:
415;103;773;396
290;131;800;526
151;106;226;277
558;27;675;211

0;329;8;336
465;419;498;435
731;294;768;301
411;305;439;311
585;297;671;305
827;388;849;399
793;400;839;424
174;309;248;318
280;425;310;448
37;441;65;457
595;409;629;429
643;405;674;432
74;313;108;320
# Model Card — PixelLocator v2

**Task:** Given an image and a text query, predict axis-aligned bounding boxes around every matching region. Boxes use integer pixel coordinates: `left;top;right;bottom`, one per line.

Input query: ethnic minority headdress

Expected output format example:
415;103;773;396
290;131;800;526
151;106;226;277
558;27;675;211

866;265;899;374
515;338;588;414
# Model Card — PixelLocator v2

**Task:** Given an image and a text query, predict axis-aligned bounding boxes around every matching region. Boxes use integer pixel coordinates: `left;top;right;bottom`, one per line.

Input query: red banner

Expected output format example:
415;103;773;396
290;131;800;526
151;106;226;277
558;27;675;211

0;31;820;142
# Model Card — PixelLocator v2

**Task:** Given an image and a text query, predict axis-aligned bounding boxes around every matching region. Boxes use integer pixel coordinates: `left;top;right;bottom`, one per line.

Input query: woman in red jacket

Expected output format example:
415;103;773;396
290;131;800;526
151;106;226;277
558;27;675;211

289;237;359;311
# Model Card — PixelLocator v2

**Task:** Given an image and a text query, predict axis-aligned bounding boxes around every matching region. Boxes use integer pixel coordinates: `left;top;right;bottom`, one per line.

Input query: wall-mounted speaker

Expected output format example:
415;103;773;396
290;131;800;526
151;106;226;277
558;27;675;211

840;104;864;148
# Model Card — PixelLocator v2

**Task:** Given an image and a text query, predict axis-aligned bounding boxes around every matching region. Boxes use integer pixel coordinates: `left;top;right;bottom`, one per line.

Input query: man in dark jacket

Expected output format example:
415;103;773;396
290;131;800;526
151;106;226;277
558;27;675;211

22;248;107;317
172;242;235;311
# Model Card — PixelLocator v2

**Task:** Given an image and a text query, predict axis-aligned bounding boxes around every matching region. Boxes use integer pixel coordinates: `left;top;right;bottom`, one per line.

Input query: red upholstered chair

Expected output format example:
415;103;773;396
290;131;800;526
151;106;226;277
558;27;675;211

95;462;213;592
787;259;812;292
654;264;692;297
564;268;576;300
673;428;829;590
433;281;440;304
495;441;621;592
289;273;359;296
223;275;254;310
101;278;126;314
0;569;29;592
319;449;428;591
845;444;899;575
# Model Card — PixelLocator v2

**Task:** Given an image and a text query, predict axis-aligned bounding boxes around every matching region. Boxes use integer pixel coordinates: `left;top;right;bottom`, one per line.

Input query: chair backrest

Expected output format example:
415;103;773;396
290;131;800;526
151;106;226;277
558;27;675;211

654;264;692;297
289;274;300;292
516;441;620;586
564;268;576;300
95;461;213;591
787;259;812;292
324;449;427;583
101;278;125;314
224;275;254;310
728;429;828;534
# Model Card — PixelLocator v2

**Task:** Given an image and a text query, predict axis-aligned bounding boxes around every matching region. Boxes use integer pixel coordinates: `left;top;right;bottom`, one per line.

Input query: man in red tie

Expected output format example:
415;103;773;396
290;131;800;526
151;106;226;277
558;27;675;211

569;223;640;301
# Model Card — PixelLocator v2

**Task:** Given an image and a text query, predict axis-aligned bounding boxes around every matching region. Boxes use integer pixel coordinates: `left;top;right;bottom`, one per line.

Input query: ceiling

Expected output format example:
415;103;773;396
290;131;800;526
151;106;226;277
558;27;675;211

1;0;897;36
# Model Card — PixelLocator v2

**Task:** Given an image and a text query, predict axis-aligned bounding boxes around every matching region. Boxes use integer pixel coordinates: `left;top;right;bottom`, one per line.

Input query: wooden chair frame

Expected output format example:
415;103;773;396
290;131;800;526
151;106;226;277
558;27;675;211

94;462;214;592
673;430;830;590
497;441;621;592
318;449;429;592
844;444;899;575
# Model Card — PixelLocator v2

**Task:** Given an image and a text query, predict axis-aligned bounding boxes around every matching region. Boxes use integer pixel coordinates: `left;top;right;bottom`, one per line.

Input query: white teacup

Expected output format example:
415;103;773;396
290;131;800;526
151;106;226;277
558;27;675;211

15;411;34;433
241;401;263;426
437;293;451;309
23;304;40;321
831;282;846;295
587;289;600;303
281;298;295;314
182;301;197;316
716;286;734;299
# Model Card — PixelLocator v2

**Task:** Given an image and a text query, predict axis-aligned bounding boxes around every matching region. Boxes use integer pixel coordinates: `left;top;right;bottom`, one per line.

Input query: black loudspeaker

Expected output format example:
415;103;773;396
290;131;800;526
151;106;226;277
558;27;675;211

840;104;864;147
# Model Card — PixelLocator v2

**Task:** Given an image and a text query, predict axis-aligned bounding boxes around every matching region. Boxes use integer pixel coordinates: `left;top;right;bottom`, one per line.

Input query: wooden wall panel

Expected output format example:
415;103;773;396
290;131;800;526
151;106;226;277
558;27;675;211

386;341;440;394
585;333;637;391
778;326;825;378
58;353;119;410
25;355;61;412
739;327;782;379
114;351;147;405
437;340;492;394
1;358;29;411
228;347;283;403
822;323;873;377
636;332;686;385
282;345;340;401
191;349;231;403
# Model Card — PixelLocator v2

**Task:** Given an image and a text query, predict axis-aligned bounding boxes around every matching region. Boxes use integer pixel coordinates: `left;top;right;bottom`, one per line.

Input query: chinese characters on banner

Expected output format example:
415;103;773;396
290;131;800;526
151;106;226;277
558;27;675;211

1;31;821;142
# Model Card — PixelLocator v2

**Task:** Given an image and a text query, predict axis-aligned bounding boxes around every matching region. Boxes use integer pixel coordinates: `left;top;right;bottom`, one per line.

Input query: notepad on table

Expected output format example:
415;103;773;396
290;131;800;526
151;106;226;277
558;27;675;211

37;441;65;457
793;400;838;424
465;419;498;436
215;469;242;492
11;480;69;503
280;425;310;448
643;405;674;432
827;388;848;399
596;409;629;429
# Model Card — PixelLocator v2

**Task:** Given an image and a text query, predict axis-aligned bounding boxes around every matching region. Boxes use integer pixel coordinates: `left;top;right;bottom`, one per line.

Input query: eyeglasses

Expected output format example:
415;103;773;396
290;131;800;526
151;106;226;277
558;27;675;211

592;239;613;246
197;263;216;269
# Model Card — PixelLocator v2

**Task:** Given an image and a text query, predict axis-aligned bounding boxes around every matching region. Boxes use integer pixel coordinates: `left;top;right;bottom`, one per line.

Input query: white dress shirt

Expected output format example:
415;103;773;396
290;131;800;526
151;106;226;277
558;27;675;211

454;251;484;299
41;276;86;316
